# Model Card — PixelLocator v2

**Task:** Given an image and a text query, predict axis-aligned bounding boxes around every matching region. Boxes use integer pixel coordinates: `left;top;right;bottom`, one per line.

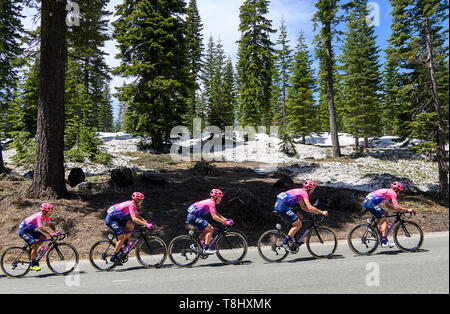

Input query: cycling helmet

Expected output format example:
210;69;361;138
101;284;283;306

210;189;223;199
390;181;403;191
40;203;54;212
132;192;145;201
303;180;316;190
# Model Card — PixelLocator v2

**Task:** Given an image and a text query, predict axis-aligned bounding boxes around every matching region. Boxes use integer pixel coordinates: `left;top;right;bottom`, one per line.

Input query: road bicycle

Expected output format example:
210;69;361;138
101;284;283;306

89;226;167;271
347;212;423;255
1;233;79;278
257;212;338;262
168;224;248;268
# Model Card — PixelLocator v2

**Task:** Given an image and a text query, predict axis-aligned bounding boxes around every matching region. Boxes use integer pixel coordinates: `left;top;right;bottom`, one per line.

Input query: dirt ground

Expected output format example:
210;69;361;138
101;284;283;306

0;161;448;259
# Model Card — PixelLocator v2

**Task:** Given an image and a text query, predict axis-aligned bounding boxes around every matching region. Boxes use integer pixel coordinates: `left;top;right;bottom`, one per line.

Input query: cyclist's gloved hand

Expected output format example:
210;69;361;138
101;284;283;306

145;222;153;229
224;219;234;226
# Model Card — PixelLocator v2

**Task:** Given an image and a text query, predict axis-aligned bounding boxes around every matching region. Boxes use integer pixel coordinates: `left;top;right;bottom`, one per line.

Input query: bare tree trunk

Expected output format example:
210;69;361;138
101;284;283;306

325;24;341;158
0;137;5;174
27;0;67;199
425;16;449;202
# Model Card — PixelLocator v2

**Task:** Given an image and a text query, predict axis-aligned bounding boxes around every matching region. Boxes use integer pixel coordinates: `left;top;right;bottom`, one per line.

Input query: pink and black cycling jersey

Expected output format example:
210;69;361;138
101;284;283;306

277;188;309;207
187;199;216;218
107;201;138;219
366;189;398;207
19;212;51;231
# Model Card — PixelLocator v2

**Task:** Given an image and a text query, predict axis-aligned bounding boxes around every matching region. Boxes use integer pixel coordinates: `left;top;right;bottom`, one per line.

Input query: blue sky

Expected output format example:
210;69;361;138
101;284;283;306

21;0;396;120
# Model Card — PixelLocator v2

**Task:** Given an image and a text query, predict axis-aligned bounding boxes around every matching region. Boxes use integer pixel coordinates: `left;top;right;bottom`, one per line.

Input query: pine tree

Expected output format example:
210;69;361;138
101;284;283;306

387;0;449;201
27;0;68;198
272;17;292;129
312;0;342;157
236;0;275;127
113;0;192;150
184;0;204;128
0;0;23;173
340;0;383;149
286;31;317;144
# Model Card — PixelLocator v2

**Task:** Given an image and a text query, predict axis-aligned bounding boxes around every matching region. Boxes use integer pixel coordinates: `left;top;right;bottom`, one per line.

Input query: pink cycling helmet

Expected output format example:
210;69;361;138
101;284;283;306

132;192;145;201
390;181;403;191
303;180;316;190
210;189;223;199
40;203;54;212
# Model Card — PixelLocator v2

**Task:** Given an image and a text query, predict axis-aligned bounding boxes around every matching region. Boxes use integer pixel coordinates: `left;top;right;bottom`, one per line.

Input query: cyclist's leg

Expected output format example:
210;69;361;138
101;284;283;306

363;199;390;244
125;220;135;244
105;215;125;254
275;199;301;244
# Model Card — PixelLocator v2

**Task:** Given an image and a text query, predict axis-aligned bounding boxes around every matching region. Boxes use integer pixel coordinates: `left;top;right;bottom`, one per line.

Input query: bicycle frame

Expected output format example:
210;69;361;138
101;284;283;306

370;212;415;240
109;227;153;256
28;233;68;263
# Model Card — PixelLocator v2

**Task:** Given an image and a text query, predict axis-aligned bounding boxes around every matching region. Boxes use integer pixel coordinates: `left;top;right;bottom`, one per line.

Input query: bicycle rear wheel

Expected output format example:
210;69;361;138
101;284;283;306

394;221;424;252
136;235;168;268
168;235;201;268
46;243;79;275
306;226;338;259
89;240;117;271
1;246;31;278
348;224;379;255
257;230;289;263
215;232;248;265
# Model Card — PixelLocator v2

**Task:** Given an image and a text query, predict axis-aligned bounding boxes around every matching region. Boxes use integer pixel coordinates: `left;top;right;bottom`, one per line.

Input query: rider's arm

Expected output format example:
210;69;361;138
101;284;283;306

132;214;149;226
211;212;229;224
302;199;327;216
386;202;413;213
35;226;54;237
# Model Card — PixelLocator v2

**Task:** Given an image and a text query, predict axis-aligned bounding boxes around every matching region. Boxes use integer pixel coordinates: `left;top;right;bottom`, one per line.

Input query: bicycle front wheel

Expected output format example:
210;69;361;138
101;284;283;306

136;235;168;268
46;243;79;275
306;226;338;259
215;232;248;265
89;240;117;271
348;224;379;255
257;230;289;263
168;235;201;268
394;221;424;252
1;247;31;278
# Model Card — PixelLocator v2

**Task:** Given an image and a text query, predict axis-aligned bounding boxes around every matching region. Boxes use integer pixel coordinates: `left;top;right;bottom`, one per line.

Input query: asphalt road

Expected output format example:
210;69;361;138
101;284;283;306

0;232;448;295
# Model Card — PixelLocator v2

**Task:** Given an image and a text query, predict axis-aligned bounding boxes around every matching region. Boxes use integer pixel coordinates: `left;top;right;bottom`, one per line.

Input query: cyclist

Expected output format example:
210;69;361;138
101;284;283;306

363;181;415;248
18;203;59;271
274;180;328;253
186;189;233;255
105;192;153;265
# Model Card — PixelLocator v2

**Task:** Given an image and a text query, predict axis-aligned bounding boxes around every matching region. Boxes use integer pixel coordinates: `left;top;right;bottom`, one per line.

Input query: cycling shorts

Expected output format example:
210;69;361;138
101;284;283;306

105;214;129;236
363;197;386;219
186;213;209;231
274;198;299;223
18;228;44;246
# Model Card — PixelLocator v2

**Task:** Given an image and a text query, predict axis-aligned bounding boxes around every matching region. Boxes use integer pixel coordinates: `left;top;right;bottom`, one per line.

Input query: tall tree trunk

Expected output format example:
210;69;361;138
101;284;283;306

0;137;5;174
424;16;449;202
325;24;341;158
27;0;67;199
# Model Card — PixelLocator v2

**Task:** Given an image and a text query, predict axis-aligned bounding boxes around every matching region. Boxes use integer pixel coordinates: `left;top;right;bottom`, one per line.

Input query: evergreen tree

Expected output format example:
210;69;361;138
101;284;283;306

312;0;342;157
236;0;275;127
184;0;204;128
286;31;317;144
27;0;68;198
340;0;383;149
113;0;192;150
387;0;449;201
0;0;23;173
272;17;292;129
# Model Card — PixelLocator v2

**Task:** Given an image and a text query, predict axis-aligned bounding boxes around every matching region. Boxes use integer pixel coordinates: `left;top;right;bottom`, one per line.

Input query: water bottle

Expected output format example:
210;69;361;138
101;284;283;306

37;246;45;258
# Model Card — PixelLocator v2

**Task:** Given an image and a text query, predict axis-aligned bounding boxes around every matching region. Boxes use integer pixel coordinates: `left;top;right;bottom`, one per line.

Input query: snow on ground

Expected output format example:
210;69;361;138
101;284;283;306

1;132;444;193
